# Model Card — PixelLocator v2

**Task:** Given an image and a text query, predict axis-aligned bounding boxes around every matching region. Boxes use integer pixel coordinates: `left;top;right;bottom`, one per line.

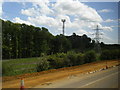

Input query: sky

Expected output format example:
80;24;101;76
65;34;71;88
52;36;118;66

1;0;120;44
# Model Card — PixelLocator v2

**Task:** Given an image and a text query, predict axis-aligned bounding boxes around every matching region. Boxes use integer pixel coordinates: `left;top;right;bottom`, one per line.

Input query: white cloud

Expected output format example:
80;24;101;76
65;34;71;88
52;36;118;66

21;8;37;16
28;15;58;27
13;17;34;25
93;23;113;31
102;26;113;31
102;34;117;44
53;0;102;22
0;0;3;18
98;9;112;13
21;0;53;16
0;4;2;18
76;29;89;36
110;25;120;28
18;0;104;36
103;19;115;23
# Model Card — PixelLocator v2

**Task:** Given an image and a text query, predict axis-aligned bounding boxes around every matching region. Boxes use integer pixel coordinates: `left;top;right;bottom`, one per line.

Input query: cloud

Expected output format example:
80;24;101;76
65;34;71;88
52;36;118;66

0;5;2;17
110;25;120;28
76;29;89;36
11;0;114;43
13;17;34;25
21;0;53;16
102;34;117;44
103;19;115;23
28;15;58;27
21;8;38;16
102;26;113;31
96;24;113;31
0;0;3;18
53;0;102;22
18;0;104;36
98;9;112;13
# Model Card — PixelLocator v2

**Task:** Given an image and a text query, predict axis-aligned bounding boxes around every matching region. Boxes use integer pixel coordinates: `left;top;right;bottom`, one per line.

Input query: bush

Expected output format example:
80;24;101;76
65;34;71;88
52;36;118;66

47;55;56;69
36;58;50;72
47;51;86;68
66;51;78;66
47;54;66;69
76;53;84;65
100;49;120;60
56;53;66;58
100;50;111;60
54;58;65;68
84;50;96;63
110;50;120;59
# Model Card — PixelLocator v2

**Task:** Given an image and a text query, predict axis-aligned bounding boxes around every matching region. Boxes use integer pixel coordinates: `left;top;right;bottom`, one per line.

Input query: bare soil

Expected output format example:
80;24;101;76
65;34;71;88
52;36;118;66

2;60;120;88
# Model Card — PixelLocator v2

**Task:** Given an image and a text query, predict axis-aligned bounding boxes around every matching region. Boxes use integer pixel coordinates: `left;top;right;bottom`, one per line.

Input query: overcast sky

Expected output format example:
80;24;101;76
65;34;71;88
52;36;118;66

1;0;120;44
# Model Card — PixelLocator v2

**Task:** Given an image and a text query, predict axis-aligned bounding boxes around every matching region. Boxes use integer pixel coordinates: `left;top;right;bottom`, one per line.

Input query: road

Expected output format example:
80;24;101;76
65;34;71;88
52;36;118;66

34;66;119;88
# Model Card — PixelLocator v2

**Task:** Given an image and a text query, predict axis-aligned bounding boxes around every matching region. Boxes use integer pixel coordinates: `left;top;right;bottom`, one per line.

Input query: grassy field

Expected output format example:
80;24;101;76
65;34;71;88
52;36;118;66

2;57;47;76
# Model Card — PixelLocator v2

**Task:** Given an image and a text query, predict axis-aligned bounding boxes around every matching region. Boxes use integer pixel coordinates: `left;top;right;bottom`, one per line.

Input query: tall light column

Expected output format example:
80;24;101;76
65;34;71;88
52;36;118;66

61;19;66;35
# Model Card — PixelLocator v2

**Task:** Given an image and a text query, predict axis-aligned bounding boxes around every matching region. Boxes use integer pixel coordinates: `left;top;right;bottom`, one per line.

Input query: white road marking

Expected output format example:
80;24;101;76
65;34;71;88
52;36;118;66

80;72;118;88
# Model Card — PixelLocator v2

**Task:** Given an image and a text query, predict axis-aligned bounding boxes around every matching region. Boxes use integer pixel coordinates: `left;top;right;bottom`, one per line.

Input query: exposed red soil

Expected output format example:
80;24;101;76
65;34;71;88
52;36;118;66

2;60;119;88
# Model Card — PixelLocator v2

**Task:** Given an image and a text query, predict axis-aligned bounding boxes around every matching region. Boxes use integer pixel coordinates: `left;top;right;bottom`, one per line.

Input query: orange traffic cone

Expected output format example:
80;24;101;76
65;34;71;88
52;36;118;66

106;66;108;69
20;78;24;90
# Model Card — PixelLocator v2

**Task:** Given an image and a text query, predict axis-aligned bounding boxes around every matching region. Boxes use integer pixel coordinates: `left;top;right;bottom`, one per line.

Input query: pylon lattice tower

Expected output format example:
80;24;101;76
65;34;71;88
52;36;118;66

93;25;102;53
61;19;66;35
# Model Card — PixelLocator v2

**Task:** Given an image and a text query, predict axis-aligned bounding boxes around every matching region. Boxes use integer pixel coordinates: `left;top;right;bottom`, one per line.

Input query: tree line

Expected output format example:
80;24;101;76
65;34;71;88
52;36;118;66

1;19;120;59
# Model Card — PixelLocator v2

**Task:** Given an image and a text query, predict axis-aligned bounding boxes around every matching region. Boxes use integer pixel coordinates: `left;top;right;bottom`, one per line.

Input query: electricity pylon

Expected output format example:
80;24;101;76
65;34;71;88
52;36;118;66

93;25;103;53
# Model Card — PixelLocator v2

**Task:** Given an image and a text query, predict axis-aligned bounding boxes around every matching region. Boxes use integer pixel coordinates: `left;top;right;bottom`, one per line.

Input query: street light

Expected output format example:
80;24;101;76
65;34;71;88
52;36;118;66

61;19;66;35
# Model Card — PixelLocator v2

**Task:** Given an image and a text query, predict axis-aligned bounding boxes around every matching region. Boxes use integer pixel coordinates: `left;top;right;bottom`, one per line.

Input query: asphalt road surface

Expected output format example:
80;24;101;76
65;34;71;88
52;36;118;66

34;66;119;88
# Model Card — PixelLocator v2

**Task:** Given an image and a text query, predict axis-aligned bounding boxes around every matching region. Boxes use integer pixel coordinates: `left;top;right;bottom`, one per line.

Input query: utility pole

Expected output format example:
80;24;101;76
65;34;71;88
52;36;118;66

61;19;66;35
93;25;102;53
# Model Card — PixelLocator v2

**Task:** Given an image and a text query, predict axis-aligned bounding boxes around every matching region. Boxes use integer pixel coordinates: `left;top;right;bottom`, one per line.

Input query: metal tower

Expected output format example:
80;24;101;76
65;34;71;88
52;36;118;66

61;19;66;35
93;25;102;53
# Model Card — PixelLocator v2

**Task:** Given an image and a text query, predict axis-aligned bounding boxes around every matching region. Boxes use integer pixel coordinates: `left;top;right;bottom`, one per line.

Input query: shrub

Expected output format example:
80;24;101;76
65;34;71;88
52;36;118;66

84;50;96;63
111;50;120;59
54;58;65;68
66;51;78;66
100;49;120;60
63;57;71;67
36;58;50;72
100;50;111;60
76;53;84;65
47;55;56;69
56;53;66;58
47;54;66;69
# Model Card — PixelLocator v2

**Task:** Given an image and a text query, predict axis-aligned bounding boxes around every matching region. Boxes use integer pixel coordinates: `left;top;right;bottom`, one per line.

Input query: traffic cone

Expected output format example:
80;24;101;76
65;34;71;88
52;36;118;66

20;78;24;90
106;65;108;69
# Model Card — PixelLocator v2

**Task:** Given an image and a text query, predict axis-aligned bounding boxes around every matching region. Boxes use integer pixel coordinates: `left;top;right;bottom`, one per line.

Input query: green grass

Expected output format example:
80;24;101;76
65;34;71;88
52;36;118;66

2;57;47;76
2;57;42;64
13;64;37;69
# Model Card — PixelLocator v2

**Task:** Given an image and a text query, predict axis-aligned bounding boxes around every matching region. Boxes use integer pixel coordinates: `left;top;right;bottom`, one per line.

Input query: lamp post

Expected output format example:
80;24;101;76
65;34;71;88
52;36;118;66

61;19;66;35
